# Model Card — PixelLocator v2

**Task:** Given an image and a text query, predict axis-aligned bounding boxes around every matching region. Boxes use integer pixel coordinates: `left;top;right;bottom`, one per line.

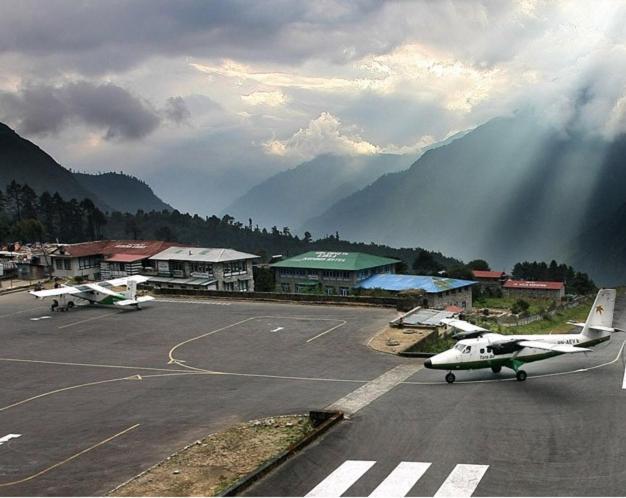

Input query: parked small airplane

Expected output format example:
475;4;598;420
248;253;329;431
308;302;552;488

424;288;621;383
30;275;154;311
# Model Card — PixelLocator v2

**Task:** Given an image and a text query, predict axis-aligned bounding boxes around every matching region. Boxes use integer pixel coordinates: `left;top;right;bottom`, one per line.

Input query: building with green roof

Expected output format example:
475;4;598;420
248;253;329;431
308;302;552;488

270;251;399;295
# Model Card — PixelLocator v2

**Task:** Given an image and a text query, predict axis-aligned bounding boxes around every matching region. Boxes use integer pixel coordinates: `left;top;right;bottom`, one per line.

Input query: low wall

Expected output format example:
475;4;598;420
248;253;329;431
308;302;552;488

151;287;407;309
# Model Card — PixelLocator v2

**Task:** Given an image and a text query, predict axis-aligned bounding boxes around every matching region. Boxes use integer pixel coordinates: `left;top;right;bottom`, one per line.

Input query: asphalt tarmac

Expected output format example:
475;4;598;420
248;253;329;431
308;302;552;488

2;291;625;496
247;294;626;497
0;292;400;496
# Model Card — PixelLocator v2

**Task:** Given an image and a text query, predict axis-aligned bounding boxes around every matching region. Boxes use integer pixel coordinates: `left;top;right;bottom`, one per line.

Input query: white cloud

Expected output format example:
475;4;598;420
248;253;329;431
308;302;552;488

264;112;379;159
241;90;288;106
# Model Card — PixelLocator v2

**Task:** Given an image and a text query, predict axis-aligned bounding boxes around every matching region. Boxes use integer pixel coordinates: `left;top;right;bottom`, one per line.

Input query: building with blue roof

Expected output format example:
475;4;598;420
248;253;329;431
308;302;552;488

356;273;477;310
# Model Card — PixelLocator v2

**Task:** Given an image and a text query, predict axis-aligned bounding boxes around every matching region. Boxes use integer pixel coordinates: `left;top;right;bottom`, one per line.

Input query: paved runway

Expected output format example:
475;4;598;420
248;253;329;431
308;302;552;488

0;292;400;495
2;290;626;496
247;294;626;497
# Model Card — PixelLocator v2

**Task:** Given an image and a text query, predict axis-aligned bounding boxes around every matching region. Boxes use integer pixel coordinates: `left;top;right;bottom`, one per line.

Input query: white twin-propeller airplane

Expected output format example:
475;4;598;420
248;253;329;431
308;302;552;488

425;288;621;383
30;275;154;311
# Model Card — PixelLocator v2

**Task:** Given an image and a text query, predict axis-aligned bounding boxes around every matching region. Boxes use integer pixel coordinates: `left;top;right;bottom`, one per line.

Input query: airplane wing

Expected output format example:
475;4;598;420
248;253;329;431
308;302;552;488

440;319;488;333
114;296;155;307
30;287;81;298
84;283;122;297
105;275;150;287
441;318;490;339
517;340;591;353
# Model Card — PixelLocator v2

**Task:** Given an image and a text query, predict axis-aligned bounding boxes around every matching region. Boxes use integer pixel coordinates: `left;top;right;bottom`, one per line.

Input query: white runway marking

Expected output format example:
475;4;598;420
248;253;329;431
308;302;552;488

270;327;284;332
327;364;423;415
306;321;346;343
30;316;50;321
369;461;431;497
433;464;489;497
155;298;230;306
306;460;375;497
57;312;120;329
0;434;21;446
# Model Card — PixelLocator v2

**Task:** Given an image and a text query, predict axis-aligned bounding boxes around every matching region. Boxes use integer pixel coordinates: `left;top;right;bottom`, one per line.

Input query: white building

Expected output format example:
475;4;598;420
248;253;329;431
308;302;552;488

147;247;259;292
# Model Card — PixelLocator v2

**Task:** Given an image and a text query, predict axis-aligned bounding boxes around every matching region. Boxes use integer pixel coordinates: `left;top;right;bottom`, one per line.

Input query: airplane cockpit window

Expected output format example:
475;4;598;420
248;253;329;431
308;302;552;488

455;344;465;352
463;346;471;354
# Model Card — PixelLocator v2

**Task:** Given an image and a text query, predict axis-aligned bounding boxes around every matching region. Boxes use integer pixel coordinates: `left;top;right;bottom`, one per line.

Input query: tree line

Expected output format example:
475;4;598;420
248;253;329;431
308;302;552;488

0;182;597;295
0;181;107;243
512;260;595;295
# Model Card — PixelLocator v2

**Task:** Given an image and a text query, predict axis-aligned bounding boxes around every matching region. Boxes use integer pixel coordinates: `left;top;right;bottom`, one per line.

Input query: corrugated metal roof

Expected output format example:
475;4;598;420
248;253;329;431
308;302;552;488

270;251;399;271
503;279;564;290
105;253;145;263
402;308;457;326
472;270;506;279
148;276;217;286
149;246;259;263
356;274;476;293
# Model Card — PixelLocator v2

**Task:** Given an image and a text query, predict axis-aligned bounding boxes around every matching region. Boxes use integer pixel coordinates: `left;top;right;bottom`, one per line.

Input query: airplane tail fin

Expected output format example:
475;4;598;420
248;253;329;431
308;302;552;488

581;289;618;338
128;279;137;301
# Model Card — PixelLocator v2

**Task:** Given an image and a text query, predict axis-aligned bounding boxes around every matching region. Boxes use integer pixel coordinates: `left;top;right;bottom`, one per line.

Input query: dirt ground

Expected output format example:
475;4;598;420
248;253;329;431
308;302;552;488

368;325;433;354
110;415;312;497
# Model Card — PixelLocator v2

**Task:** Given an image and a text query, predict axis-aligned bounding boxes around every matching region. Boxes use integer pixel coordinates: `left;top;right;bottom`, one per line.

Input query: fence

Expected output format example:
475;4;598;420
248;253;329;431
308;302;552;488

151;287;412;309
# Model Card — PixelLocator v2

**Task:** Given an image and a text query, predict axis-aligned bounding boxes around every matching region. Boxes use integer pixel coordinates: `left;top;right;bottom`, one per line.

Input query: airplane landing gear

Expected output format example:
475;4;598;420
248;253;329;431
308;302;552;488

491;365;502;373
445;372;456;384
516;370;527;382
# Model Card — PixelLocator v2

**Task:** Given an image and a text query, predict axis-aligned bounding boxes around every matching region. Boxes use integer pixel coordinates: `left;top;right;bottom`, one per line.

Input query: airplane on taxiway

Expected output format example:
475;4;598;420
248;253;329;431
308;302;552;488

30;275;153;311
425;288;620;383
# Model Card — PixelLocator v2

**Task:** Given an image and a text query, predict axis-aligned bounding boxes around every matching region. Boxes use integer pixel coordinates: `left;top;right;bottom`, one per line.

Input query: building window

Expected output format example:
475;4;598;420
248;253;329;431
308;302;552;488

55;258;64;270
325;286;335;295
223;281;235;291
79;256;99;269
339;287;349;296
281;283;291;293
64;259;71;270
191;262;214;276
239;280;249;292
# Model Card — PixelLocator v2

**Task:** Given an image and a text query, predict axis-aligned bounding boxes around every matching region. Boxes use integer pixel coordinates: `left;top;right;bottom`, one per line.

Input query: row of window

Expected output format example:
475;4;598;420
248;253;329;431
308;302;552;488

278;269;353;280
54;258;72;270
280;283;350;296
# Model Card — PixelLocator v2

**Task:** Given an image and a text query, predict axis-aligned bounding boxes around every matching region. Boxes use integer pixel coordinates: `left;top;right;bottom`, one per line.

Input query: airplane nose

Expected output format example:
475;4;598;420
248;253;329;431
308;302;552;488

424;359;432;368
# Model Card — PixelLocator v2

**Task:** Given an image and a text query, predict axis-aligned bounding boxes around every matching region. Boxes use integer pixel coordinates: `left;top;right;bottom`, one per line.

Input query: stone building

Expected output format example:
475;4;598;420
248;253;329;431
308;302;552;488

502;279;565;300
356;273;476;310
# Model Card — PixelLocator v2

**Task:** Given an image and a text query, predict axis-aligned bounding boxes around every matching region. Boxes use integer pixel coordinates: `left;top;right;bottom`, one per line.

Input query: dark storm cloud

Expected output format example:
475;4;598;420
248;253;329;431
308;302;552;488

0;81;161;140
163;96;191;124
0;0;394;74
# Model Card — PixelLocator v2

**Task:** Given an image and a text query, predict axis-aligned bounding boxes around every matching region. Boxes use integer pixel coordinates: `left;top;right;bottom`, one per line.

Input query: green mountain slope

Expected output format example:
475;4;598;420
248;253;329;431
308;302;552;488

304;113;624;275
0;122;108;209
74;171;172;213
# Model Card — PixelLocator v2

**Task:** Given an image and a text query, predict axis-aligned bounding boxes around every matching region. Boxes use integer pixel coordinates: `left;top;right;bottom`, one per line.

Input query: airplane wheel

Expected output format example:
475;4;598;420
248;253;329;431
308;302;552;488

491;365;502;373
445;372;456;384
516;370;527;382
67;301;75;309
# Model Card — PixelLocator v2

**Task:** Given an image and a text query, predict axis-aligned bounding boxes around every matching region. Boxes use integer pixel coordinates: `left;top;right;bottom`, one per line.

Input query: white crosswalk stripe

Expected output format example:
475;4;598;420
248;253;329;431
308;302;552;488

433;464;489;497
304;460;488;497
369;461;431;497
306;460;375;497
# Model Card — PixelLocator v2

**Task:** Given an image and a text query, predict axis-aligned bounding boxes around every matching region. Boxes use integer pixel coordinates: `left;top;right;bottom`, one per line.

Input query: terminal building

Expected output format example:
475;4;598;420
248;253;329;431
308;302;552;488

271;251;399;295
146;246;259;292
503;279;565;300
356;273;476;310
50;240;180;281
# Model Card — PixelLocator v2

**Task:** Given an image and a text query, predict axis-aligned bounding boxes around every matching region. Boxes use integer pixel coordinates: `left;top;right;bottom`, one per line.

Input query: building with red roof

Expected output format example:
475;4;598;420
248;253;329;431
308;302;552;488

471;270;507;292
51;240;182;280
503;279;565;300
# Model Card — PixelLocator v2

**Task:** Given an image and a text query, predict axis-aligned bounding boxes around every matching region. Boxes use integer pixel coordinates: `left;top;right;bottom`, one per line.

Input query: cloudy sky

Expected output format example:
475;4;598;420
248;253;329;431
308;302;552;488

1;0;626;214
